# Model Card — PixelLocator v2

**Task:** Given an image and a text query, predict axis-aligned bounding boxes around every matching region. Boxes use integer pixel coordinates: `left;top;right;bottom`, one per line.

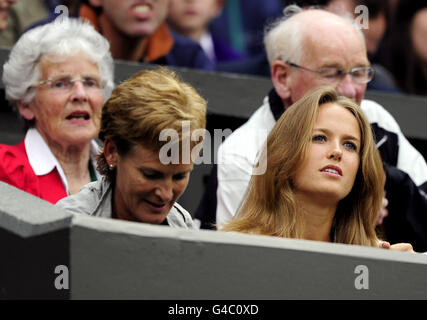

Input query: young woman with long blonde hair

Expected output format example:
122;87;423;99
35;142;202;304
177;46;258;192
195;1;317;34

221;86;385;247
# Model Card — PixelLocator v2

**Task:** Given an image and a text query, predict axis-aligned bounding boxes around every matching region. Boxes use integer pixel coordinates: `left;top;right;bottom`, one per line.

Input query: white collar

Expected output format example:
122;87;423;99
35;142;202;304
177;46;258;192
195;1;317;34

25;128;101;195
199;32;216;63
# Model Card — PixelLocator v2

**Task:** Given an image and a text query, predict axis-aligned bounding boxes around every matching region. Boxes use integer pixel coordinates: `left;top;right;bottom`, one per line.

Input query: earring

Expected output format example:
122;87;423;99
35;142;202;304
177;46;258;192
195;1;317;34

109;164;115;170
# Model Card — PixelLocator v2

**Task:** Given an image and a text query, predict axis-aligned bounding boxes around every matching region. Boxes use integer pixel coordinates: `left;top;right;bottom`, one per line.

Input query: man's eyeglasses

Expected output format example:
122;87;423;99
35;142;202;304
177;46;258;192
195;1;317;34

37;76;102;91
285;61;375;84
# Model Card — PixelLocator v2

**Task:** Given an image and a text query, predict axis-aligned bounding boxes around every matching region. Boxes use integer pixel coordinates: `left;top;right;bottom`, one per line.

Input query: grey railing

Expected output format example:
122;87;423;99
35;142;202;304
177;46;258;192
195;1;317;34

1;181;427;300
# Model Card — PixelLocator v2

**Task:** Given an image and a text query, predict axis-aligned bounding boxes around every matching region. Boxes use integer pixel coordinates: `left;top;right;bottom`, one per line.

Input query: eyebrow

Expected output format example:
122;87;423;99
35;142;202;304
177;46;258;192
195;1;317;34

314;128;360;143
319;62;370;69
138;167;193;175
50;73;100;80
318;62;342;69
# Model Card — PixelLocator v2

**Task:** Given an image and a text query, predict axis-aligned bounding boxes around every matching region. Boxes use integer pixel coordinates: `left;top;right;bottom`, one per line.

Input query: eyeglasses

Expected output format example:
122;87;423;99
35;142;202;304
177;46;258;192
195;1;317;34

285;61;375;84
37;76;102;91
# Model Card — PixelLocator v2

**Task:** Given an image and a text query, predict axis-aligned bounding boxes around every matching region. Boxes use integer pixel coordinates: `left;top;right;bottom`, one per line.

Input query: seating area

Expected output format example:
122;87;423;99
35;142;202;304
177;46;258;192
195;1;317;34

1;47;427;215
1;48;427;299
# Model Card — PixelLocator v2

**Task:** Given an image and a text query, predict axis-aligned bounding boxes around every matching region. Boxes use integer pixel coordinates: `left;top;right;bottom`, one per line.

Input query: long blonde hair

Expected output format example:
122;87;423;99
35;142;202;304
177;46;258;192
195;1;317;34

221;87;385;247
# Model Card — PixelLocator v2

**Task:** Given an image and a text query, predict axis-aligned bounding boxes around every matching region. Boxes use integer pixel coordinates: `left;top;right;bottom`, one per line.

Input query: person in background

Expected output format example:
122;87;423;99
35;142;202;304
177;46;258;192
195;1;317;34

0;0;18;31
167;0;242;64
211;0;285;77
0;0;80;47
326;0;388;58
78;0;214;71
0;18;114;203
326;0;399;92
211;0;285;60
381;0;427;96
57;67;207;229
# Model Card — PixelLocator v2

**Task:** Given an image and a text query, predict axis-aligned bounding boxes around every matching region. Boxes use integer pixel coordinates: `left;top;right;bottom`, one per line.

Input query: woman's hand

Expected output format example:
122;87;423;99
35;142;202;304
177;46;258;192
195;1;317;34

379;241;415;253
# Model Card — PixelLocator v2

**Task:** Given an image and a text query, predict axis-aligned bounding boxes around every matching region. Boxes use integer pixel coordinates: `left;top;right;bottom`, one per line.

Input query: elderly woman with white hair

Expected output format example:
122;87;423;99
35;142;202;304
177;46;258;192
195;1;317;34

0;18;114;203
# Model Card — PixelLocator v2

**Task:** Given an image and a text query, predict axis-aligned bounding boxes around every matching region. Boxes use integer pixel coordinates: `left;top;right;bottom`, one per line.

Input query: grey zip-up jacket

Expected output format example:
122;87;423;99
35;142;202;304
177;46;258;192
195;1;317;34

56;176;196;229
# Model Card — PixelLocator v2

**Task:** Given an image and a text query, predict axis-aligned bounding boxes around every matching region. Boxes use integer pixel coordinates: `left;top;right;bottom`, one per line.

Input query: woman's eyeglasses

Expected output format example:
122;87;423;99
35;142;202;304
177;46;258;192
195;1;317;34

37;76;102;91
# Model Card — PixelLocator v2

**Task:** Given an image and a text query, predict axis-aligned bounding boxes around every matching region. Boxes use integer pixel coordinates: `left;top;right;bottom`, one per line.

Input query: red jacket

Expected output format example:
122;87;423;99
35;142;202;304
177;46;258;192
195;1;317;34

0;140;67;204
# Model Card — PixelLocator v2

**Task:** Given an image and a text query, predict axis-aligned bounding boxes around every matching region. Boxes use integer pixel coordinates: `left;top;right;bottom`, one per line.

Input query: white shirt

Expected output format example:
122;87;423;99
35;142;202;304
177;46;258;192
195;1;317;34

24;128;101;195
199;32;216;63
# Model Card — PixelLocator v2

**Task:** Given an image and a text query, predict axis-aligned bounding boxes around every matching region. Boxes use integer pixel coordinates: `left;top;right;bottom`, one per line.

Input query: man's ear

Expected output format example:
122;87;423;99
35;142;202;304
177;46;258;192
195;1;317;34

16;101;35;121
88;0;102;8
271;60;293;101
103;139;118;166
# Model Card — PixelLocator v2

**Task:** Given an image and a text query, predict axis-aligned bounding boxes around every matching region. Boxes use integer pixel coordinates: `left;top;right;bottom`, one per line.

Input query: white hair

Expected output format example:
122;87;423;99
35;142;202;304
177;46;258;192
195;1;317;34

3;18;115;105
264;4;366;66
264;5;304;66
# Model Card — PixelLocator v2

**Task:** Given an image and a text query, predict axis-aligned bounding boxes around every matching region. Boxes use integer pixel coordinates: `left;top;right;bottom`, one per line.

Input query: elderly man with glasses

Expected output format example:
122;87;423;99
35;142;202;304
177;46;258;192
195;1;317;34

197;5;427;251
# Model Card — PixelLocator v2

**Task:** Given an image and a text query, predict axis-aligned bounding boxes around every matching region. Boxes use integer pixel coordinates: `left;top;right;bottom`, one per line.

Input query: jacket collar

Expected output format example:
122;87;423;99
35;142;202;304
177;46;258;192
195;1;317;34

25;128;100;195
268;88;286;122
89;176;115;217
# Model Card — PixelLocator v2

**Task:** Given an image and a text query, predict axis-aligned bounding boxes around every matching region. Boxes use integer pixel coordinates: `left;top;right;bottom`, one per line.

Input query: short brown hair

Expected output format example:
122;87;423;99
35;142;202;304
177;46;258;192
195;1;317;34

97;67;207;180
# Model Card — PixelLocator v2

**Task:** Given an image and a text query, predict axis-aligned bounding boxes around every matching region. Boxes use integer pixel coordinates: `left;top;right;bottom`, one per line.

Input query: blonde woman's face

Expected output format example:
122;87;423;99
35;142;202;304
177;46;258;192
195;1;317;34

293;102;361;204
